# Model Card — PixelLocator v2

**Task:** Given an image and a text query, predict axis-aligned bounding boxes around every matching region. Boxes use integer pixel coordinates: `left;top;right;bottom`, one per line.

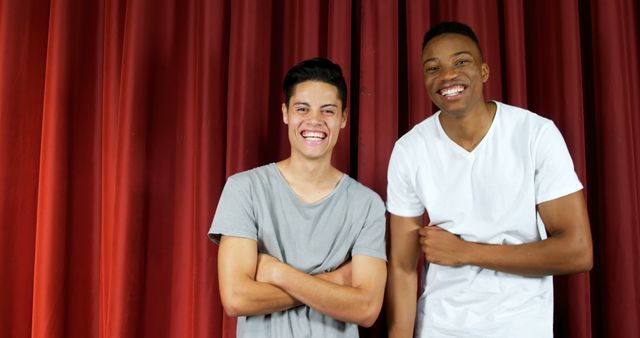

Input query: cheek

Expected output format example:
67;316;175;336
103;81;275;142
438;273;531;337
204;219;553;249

424;76;436;91
424;80;438;99
287;118;298;133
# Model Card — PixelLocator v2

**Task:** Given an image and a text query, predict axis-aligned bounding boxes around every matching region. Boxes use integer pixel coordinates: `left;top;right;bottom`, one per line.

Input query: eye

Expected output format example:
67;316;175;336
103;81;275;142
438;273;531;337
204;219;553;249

455;59;471;66
296;107;309;113
322;109;336;115
424;65;439;74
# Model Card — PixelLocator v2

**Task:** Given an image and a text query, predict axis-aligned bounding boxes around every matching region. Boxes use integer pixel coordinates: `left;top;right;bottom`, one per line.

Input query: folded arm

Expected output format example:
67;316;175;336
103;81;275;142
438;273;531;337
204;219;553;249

217;236;352;317
257;252;387;327
419;190;593;276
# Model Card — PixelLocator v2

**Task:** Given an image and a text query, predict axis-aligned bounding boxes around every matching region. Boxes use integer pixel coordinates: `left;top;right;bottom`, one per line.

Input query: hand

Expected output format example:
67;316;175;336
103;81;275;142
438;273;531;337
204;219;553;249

418;226;467;266
255;253;282;284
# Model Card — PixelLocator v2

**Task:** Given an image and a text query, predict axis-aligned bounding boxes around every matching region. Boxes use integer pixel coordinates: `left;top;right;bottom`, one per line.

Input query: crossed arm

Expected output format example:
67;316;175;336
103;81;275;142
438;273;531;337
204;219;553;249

386;190;593;337
217;236;387;327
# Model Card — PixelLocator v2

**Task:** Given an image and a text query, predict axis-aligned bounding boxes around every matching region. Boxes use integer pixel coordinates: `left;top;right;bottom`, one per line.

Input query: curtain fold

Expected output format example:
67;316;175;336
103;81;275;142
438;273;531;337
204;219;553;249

521;2;591;337
357;0;398;195
1;0;638;337
588;0;640;337
0;0;48;337
32;0;103;337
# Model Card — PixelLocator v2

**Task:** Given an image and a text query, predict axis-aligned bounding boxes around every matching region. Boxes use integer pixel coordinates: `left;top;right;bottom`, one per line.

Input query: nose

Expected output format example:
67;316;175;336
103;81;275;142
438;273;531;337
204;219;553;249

441;65;459;81
307;109;324;125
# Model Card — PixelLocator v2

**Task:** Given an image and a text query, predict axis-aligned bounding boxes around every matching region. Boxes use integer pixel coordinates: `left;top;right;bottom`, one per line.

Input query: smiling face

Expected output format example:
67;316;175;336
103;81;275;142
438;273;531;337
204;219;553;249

282;80;347;162
422;33;489;116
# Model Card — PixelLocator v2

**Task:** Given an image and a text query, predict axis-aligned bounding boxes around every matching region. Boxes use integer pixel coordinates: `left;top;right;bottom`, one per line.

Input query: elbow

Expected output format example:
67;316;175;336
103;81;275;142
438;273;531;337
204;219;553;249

223;306;240;317
220;287;250;317
575;246;593;272
356;312;379;328
221;296;243;317
565;237;593;274
355;299;383;328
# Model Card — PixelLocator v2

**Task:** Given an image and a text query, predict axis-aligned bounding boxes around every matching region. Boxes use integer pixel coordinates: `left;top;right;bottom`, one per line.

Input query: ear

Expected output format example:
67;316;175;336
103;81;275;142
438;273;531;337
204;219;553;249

481;63;490;83
281;103;289;124
340;108;348;129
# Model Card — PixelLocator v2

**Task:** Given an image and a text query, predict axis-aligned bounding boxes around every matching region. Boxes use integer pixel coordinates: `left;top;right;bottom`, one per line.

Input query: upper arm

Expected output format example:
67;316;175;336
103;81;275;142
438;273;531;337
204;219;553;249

210;175;258;244
532;122;592;272
351;255;387;291
388;214;423;271
351;254;388;323
537;190;593;269
387;143;425;217
218;236;258;305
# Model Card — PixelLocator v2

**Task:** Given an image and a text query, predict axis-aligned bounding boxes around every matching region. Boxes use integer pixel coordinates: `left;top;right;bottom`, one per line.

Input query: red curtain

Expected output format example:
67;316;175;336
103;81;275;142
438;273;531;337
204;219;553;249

0;0;638;337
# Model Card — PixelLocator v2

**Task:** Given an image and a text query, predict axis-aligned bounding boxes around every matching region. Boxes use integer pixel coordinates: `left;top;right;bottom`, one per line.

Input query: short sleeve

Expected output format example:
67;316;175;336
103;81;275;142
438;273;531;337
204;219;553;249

534;122;583;204
208;175;258;244
386;141;425;217
352;194;387;261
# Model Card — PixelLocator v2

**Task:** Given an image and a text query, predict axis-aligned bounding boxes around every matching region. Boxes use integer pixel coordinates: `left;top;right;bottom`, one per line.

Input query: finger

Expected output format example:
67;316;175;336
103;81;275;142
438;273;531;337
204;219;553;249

419;235;428;245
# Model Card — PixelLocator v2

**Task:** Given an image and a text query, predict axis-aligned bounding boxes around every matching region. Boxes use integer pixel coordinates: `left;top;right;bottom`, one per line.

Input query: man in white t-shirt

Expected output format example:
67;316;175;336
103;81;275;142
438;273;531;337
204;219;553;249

385;21;593;338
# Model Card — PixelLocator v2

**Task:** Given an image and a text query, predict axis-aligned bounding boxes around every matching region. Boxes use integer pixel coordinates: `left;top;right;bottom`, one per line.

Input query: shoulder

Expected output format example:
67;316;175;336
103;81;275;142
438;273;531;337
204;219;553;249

396;113;439;147
342;176;385;210
225;164;275;190
390;113;440;168
496;101;552;127
494;101;556;140
390;113;440;166
228;163;273;181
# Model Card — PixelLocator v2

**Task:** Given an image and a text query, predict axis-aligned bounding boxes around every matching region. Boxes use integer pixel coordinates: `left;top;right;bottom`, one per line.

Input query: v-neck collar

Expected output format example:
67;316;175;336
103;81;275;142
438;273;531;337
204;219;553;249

434;101;500;158
270;163;346;207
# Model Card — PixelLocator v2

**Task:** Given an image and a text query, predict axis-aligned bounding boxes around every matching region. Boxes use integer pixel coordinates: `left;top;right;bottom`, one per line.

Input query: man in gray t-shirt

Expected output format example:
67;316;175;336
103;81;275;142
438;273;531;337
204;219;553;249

210;57;387;338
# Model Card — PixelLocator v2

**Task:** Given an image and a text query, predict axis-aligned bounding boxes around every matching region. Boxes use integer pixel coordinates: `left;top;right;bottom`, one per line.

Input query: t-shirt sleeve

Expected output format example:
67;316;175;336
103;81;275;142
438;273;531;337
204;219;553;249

534;122;583;204
208;175;258;244
386;141;425;217
352;193;387;261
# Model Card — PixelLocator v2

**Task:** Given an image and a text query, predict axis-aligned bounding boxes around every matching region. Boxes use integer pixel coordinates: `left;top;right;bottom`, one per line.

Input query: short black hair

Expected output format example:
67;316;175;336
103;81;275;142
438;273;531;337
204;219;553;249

422;21;483;59
283;57;348;111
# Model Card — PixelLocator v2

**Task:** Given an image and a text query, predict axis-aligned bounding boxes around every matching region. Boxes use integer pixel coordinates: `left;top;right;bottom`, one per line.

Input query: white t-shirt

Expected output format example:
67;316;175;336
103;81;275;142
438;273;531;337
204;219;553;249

387;101;583;338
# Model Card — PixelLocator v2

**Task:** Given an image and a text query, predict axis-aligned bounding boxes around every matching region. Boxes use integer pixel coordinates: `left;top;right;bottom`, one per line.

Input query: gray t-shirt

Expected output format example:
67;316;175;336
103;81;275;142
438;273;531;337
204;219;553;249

210;163;387;338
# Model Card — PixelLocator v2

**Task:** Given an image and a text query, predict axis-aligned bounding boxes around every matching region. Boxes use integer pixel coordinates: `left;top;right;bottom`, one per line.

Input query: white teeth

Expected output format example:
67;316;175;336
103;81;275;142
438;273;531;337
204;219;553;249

441;85;465;96
302;131;326;140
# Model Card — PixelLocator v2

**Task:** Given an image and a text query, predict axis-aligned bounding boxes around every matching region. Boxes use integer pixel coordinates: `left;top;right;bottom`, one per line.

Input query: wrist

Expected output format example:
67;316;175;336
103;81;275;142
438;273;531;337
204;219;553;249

461;241;480;266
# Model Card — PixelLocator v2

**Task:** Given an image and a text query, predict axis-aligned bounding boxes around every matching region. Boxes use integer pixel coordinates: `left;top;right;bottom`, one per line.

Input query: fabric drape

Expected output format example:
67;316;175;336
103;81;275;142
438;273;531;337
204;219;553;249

0;0;638;337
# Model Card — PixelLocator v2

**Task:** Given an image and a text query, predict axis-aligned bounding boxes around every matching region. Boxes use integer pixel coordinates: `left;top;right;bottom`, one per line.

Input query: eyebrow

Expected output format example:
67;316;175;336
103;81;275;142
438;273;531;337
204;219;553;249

293;102;338;109
423;51;474;65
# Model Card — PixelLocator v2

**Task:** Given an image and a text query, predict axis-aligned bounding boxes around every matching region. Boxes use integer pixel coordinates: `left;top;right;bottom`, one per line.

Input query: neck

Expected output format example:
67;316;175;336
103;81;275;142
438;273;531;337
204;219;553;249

276;156;343;204
439;100;496;151
277;156;336;184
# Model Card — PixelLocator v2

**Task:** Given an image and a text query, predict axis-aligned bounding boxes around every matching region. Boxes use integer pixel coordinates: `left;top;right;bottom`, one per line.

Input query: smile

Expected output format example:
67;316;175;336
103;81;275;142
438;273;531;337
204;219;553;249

301;130;327;141
439;85;466;97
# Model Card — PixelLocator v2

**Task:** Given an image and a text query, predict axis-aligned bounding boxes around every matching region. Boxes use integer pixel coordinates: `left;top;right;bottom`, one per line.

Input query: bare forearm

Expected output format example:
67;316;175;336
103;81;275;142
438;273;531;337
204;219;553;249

386;264;418;337
462;233;592;276
223;266;350;316
218;236;303;316
270;263;385;327
221;278;301;316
